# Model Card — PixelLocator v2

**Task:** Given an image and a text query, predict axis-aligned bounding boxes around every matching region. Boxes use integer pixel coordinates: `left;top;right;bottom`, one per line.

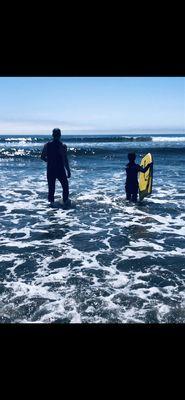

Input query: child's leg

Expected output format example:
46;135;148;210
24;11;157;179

131;192;138;202
126;192;131;201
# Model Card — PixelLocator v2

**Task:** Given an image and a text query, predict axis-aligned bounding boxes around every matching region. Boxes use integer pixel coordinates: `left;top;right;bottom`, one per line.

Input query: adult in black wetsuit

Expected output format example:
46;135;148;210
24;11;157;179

41;128;71;205
125;152;152;202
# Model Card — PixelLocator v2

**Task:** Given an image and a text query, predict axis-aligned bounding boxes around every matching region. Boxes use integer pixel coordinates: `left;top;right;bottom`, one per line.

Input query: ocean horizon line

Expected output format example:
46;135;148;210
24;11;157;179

0;129;184;136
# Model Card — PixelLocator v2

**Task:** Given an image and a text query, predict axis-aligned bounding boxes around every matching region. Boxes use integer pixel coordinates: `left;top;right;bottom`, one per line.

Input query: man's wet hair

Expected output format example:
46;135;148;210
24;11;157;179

52;128;61;139
128;152;136;162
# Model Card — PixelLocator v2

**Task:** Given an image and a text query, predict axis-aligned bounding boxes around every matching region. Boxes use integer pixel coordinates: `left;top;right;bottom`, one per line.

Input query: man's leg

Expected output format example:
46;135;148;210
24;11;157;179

57;174;69;203
47;173;56;203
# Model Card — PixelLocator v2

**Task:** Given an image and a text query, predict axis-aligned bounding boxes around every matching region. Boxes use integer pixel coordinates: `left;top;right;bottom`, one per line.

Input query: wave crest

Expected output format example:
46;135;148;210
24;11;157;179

0;135;153;144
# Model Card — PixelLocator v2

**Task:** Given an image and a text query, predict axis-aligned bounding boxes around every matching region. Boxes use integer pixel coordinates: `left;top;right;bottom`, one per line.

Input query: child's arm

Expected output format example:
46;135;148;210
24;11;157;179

138;162;153;173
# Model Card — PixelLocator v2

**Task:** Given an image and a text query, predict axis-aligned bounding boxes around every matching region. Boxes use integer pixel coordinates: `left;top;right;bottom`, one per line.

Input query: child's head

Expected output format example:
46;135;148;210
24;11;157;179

128;152;136;162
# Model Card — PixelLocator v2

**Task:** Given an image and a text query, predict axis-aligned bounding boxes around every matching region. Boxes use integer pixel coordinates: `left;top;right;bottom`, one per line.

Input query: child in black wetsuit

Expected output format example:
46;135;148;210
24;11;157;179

125;152;152;202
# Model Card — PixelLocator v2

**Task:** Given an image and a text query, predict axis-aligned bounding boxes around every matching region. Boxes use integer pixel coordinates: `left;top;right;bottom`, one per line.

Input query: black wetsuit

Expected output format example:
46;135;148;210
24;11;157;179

41;139;70;203
125;162;150;202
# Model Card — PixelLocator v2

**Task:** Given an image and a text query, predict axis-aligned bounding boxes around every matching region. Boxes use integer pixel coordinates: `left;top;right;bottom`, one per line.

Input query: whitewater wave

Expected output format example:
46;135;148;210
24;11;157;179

0;173;185;323
0;135;153;143
152;136;185;142
0;141;185;323
4;137;33;142
1;145;185;159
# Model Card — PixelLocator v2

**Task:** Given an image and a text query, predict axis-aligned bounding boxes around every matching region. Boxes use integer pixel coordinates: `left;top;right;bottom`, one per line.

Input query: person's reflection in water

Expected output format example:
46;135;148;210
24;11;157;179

41;128;71;207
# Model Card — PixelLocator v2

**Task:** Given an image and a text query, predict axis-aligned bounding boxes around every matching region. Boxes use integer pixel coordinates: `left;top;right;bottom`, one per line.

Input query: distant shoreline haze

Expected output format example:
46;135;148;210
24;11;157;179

0;129;184;136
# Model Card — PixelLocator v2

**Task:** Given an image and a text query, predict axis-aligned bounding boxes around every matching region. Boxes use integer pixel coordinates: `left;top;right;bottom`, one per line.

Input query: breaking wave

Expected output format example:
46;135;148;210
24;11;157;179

0;135;153;143
1;146;185;159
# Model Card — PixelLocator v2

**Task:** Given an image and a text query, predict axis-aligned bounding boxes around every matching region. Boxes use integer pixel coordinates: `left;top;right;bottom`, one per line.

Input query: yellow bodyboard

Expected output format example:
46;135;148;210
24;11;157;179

139;153;153;201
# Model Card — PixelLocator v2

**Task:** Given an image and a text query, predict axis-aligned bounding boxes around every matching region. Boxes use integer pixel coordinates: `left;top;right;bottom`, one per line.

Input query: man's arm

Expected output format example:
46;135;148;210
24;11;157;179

63;145;71;178
41;144;47;162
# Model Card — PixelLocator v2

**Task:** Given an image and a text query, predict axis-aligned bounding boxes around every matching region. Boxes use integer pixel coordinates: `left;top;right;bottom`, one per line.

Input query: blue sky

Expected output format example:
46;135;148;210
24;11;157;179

0;77;184;134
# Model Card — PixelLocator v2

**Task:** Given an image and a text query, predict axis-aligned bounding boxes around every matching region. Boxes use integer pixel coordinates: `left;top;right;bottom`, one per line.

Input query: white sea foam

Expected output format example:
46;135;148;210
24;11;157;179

5;137;32;142
0;145;185;323
0;253;18;262
111;274;129;288
129;239;164;251
152;136;185;142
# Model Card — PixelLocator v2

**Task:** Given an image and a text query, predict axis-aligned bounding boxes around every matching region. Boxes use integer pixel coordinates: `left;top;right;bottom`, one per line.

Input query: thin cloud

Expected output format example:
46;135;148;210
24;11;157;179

0;117;97;133
0;117;184;135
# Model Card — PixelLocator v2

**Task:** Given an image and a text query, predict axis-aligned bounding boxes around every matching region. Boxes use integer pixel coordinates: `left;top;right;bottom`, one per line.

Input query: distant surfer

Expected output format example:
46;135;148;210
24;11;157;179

125;152;152;202
41;128;71;206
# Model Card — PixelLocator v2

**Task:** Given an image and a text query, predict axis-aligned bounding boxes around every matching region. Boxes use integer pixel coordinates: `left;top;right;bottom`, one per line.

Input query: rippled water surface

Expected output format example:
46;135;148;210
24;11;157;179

0;134;185;323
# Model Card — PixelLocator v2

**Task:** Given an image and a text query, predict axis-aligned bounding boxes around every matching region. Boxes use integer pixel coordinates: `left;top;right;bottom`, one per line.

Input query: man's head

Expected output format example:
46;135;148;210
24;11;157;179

52;128;61;140
128;152;136;162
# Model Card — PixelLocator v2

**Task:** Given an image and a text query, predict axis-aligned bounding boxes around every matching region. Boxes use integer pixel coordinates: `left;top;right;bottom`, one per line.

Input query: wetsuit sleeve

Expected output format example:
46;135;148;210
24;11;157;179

138;163;152;173
63;145;71;175
41;143;47;162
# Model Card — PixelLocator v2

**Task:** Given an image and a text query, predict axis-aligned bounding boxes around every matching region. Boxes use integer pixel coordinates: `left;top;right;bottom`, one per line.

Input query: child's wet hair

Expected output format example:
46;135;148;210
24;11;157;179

128;152;136;162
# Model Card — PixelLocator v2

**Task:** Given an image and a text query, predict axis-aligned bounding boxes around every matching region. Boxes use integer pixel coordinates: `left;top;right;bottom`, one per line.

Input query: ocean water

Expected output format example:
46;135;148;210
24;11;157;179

0;133;185;323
